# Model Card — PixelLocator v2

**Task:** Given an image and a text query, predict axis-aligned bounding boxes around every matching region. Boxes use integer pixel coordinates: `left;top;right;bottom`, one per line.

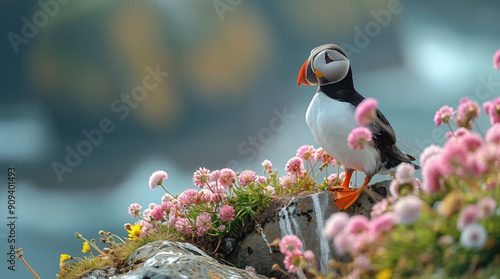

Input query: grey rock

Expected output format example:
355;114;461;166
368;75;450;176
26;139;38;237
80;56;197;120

226;180;391;278
83;267;117;279
117;241;268;279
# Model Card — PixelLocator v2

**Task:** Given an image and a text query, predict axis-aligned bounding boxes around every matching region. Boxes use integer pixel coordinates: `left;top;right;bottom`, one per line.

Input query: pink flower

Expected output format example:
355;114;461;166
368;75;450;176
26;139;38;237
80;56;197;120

334;231;354;255
128;203;142;218
199;189;212;203
296;145;315;161
355;98;378;126
393;196;421;225
174;218;193;234
460;223;487;250
219;205;235;222
279;235;303;255
192;167;210;188
209;170;221;182
161;193;174;204
446;127;471;139
283;249;302;273
142;209;152;219
483;98;500;124
323;212;349;239
370;197;395;218
177;189;199;209
472;145;496;176
314;147;336;165
326;173;340;186
461;133;484;152
148;203;157;209
285;157;306;177
150;203;168;222
279;175;296;189
493;49;500;69
486;124;500;144
390;178;419;197
476;197;497;219
210;190;227;204
345;215;370;234
457;204;478;231
218;168;235;187
455;97;481;129
148;170;168;190
264;185;275;195
256;175;267;184
395;163;415;183
261;159;273;174
441;139;468;175
218;225;226;230
347;127;372;150
433;105;455;127
422;156;445;194
238;170;256;186
304;250;315;261
370;213;394;234
195;212;212;237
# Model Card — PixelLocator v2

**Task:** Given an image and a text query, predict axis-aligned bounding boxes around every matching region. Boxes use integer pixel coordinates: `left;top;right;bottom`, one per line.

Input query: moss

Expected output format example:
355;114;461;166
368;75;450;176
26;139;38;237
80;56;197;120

59;226;183;279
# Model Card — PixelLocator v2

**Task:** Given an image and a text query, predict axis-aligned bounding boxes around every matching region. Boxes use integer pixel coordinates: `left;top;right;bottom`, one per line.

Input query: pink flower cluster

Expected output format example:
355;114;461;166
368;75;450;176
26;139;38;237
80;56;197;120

285;156;306;177
355;98;378;126
483;97;500;124
219;205;235;222
434;105;454;127
279;235;304;273
389;163;420;197
421;123;500;194
455;97;481;129
261;159;273;174
456;197;496;232
296;145;315;161
324;195;423;275
348;127;372;150
314;147;336;165
324;213;395;274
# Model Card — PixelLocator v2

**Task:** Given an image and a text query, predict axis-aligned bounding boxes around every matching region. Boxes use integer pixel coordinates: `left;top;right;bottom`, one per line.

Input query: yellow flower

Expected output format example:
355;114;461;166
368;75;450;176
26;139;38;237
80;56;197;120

82;241;91;254
376;269;392;279
127;224;142;241
60;254;72;263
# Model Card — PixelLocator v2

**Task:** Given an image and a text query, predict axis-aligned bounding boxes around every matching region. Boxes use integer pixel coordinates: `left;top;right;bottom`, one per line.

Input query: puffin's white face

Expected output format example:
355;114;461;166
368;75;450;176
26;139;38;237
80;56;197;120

311;49;350;85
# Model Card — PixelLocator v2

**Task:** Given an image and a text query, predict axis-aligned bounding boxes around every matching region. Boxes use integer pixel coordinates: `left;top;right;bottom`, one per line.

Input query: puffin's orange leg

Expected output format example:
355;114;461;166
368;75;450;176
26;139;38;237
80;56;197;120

327;169;353;192
333;176;372;210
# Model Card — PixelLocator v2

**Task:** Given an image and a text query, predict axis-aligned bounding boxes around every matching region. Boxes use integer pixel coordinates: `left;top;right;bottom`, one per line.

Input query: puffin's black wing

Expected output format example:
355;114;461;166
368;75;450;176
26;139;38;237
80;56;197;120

369;109;417;169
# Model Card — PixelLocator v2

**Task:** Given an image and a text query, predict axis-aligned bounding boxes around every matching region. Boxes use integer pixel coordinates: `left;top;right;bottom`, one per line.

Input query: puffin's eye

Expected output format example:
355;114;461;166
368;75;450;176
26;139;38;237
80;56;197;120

324;52;334;63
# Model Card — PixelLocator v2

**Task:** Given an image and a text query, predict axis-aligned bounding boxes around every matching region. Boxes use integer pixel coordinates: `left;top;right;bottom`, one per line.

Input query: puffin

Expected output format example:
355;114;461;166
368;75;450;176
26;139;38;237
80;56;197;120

297;44;418;210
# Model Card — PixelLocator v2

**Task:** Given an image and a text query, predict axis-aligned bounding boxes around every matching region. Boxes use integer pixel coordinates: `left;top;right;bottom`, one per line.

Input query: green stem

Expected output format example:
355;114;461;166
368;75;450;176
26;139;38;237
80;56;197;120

160;184;174;197
111;234;126;244
446;122;455;137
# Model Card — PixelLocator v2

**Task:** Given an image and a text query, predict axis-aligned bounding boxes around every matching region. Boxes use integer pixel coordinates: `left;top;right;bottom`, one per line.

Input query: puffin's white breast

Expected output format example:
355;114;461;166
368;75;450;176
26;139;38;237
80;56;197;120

305;92;379;175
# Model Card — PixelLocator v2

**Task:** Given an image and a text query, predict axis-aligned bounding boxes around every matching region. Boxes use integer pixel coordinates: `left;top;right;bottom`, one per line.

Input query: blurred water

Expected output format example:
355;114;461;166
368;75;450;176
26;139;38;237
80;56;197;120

1;0;500;277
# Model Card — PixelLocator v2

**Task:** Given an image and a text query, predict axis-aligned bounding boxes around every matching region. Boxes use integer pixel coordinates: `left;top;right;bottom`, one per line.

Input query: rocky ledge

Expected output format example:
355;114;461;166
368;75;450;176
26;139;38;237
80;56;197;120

83;180;390;279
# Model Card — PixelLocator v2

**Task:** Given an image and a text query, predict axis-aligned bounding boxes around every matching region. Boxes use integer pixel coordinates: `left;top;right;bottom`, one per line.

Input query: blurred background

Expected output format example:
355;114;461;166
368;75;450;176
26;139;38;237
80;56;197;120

1;0;499;277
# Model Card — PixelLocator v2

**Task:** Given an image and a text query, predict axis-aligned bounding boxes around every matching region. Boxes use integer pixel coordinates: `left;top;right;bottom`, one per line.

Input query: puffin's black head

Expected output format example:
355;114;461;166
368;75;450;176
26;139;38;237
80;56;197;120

298;44;351;87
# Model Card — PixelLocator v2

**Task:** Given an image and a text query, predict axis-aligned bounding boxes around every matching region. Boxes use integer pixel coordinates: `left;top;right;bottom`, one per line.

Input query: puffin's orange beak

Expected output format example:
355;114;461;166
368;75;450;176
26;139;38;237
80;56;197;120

297;59;311;86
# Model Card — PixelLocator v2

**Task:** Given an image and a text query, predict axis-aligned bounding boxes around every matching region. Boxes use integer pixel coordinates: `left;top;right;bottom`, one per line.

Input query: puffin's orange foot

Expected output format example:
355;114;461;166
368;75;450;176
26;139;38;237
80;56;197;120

332;176;372;210
332;188;362;210
327;186;349;192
